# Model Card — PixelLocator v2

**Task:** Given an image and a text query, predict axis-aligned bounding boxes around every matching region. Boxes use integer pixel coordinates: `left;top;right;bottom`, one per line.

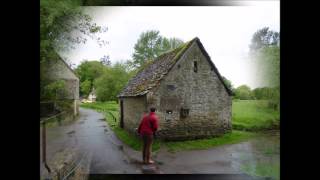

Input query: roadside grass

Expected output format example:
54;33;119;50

232;100;280;131
164;130;256;152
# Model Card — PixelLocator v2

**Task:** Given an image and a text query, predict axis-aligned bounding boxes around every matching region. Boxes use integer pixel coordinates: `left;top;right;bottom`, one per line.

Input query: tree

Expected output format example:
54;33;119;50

131;30;184;69
80;79;92;97
221;76;234;93
40;0;108;101
132;30;163;68
234;85;253;100
255;46;280;87
249;27;280;110
100;55;111;66
94;62;130;101
249;27;280;52
161;37;184;53
75;60;106;96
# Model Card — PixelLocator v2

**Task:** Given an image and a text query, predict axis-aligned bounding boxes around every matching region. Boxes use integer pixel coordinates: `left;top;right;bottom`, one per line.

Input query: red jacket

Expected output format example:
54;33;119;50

138;112;159;136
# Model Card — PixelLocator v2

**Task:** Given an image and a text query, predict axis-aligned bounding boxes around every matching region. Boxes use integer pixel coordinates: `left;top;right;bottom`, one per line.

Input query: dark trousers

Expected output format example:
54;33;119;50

142;134;153;163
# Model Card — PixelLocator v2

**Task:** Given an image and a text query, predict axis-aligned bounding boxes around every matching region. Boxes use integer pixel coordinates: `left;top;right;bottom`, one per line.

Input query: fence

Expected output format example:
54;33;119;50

41;112;65;175
40;100;75;118
57;152;91;180
40;111;89;180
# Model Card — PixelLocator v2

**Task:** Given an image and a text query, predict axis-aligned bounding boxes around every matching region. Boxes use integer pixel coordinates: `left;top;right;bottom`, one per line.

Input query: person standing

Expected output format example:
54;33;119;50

137;107;159;164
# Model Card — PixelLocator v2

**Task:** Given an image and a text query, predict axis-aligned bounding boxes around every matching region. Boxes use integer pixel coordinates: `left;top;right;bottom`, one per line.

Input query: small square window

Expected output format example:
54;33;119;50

180;108;189;118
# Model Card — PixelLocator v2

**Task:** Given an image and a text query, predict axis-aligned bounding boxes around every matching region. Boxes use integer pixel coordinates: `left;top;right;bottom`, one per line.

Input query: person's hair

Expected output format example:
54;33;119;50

150;107;156;112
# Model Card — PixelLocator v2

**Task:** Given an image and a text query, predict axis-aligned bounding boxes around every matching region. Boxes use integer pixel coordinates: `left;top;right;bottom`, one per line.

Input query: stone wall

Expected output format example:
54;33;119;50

147;41;232;140
46;58;79;100
121;41;232;140
44;58;80;117
121;96;147;134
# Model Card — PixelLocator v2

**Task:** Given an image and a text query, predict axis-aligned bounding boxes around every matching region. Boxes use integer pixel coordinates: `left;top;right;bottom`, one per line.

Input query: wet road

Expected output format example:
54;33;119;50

42;108;141;174
153;135;279;175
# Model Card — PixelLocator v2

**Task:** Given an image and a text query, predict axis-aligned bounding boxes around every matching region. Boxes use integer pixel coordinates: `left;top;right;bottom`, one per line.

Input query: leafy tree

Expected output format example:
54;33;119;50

132;30;163;68
255;46;280;87
94;62;130;101
249;27;280;110
80;79;92;97
131;30;184;68
234;85;253;100
75;60;106;96
40;0;107;100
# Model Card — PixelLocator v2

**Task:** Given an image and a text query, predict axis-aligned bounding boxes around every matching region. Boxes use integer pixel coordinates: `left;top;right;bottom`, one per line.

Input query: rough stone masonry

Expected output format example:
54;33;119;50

118;37;232;141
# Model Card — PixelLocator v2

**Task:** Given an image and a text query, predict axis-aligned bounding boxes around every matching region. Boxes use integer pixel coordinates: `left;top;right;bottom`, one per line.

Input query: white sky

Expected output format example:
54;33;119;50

60;1;279;89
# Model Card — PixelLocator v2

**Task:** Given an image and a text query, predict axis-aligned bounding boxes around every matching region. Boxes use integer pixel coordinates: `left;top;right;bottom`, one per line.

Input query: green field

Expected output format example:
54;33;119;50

232;100;280;131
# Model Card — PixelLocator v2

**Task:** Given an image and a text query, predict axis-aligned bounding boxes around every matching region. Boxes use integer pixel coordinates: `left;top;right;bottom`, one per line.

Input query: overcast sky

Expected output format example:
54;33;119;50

60;1;279;88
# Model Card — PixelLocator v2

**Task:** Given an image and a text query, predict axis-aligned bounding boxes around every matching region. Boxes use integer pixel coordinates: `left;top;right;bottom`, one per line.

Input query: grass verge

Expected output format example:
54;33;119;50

232;100;280;131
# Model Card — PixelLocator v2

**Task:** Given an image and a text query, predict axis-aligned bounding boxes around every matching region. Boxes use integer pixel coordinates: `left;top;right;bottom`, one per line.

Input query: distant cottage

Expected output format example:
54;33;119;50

118;37;232;140
88;87;97;102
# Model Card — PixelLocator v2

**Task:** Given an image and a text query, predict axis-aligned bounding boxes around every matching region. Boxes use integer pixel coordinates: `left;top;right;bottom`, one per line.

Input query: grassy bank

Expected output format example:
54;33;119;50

232;100;280;131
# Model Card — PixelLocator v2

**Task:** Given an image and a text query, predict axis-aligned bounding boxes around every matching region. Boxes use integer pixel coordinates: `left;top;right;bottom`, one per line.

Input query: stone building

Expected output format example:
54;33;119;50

118;37;232;140
43;53;80;116
88;87;97;102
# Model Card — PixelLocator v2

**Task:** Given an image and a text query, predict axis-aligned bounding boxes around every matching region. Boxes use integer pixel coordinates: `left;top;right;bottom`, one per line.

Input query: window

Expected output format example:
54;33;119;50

166;110;173;114
194;61;198;73
165;110;173;122
167;85;176;91
180;108;190;118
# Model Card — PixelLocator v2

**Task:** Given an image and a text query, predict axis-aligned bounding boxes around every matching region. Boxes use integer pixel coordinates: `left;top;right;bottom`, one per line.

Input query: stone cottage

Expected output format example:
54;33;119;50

43;52;80;116
118;37;232;140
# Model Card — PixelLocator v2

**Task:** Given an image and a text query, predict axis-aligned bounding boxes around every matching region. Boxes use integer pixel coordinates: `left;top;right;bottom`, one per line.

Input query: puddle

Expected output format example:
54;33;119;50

229;131;280;179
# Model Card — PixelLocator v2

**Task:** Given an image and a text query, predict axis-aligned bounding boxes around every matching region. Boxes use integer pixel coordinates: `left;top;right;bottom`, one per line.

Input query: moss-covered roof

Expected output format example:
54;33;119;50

118;37;232;97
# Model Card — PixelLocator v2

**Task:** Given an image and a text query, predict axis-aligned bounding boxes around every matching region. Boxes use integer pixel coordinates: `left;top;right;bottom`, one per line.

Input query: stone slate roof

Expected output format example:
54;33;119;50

118;37;232;97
